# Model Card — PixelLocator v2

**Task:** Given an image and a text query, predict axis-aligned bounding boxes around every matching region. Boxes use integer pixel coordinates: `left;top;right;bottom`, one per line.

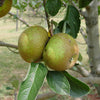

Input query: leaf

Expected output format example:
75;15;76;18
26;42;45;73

54;20;71;34
9;75;19;90
17;63;48;100
12;0;17;6
63;71;90;97
6;86;13;90
64;5;80;38
45;0;62;16
54;5;80;38
78;53;83;62
13;0;27;11
98;6;100;15
47;71;70;95
79;0;93;8
51;20;58;27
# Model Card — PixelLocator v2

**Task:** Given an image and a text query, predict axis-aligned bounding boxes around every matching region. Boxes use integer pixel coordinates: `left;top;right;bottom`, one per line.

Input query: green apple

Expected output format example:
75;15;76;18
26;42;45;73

18;25;48;63
43;33;79;71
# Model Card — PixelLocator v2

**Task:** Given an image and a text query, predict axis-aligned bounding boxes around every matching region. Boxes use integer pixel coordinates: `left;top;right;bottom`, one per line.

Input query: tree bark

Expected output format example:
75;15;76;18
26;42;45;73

85;0;100;95
85;0;100;75
0;41;18;49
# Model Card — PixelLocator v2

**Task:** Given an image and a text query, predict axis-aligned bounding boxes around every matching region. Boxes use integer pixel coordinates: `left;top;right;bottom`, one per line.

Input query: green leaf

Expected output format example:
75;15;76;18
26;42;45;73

9;75;19;90
79;0;93;8
46;0;62;16
64;5;80;38
51;20;58;27
54;20;71;34
47;71;70;95
11;79;19;90
63;71;90;97
98;6;100;15
78;53;83;62
17;63;48;100
12;0;17;6
6;86;13;90
54;5;80;38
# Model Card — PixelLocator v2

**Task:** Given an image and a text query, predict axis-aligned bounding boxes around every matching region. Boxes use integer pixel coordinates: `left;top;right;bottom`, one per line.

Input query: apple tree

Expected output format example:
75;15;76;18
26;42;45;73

0;0;100;100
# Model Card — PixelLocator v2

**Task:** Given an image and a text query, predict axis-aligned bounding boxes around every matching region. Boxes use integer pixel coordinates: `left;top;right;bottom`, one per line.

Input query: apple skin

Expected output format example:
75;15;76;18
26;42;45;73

0;0;12;18
18;26;48;63
43;33;79;71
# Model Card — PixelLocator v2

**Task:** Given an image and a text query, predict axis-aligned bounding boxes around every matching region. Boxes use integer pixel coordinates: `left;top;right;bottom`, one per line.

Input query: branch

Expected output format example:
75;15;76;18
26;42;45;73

43;0;50;30
7;47;19;54
36;91;57;100
8;12;30;27
76;65;90;77
78;77;100;84
43;0;53;37
80;28;88;44
0;41;18;49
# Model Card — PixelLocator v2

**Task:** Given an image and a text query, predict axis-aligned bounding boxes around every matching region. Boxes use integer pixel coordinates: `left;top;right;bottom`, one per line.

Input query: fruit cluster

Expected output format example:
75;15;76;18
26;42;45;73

18;26;79;71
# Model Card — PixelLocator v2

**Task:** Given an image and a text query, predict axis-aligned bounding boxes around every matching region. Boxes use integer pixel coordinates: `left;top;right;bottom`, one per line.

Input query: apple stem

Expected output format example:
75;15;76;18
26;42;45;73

49;22;54;36
62;22;66;33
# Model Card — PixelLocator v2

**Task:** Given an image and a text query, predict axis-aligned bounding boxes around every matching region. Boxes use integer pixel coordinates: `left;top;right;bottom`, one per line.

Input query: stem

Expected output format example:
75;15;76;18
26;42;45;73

48;22;53;36
36;91;57;100
0;41;18;49
43;0;50;30
78;77;100;84
14;91;17;100
80;28;87;44
8;12;30;27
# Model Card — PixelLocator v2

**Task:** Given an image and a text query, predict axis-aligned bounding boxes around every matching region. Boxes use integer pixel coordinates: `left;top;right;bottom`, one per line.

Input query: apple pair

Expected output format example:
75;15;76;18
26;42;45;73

18;26;79;71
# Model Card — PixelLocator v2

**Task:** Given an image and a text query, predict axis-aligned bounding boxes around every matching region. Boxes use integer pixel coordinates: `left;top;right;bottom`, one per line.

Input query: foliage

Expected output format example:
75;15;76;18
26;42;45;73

12;0;43;11
63;71;90;97
79;0;93;8
98;6;100;15
45;0;62;16
47;71;70;95
54;5;80;38
18;63;89;100
18;63;48;100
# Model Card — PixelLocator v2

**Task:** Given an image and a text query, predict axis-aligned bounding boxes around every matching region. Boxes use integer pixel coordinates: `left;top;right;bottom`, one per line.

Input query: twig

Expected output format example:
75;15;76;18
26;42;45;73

7;47;19;54
14;92;17;100
78;77;100;84
0;41;18;49
76;65;90;77
43;0;50;30
8;12;30;27
80;28;87;44
42;0;54;37
62;1;67;7
49;21;54;36
36;91;57;100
